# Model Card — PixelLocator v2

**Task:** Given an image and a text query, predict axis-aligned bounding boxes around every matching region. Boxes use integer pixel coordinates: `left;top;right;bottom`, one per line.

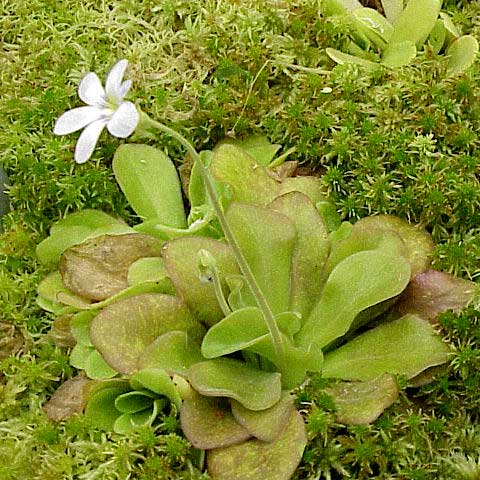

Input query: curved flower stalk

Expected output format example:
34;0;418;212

54;59;139;163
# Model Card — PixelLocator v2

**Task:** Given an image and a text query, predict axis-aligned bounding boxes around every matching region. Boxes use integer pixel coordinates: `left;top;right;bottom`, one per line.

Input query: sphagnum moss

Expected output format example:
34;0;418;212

1;0;479;478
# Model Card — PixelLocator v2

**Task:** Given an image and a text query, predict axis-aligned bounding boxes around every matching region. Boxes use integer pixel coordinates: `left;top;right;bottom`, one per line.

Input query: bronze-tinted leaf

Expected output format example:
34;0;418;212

326;374;399;425
180;392;251;449
230;392;295;442
394;269;478;323
207;410;307;480
89;294;204;374
44;375;92;422
60;234;163;301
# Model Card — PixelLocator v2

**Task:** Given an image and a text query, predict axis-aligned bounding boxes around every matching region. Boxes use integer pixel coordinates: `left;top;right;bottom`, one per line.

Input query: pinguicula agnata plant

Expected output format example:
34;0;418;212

41;60;478;480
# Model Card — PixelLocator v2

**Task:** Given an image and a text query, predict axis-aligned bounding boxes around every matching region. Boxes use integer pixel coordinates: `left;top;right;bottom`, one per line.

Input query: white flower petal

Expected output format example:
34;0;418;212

118;79;132;99
78;72;106;106
105;59;128;100
53;106;104;135
74;119;107;164
106;101;139;138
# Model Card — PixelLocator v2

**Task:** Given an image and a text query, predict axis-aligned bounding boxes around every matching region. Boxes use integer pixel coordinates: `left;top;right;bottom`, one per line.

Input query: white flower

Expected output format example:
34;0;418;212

54;59;139;164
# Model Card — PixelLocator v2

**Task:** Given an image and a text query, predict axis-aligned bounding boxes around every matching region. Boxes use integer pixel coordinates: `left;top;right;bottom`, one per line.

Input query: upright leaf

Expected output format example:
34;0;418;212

269;192;330;321
226;203;296;315
446;35;479;77
322;314;450;381
297;250;411;349
113;144;186;227
381;0;403;24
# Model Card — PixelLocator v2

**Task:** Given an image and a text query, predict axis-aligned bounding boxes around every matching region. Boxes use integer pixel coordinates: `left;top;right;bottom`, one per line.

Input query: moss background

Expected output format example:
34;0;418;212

0;0;479;478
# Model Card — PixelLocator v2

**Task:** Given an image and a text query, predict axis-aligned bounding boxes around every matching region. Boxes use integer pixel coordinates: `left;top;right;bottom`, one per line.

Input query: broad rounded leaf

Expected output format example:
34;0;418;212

207;410;307;480
446;35;479;77
322;314;450;381
89;294;204;374
36;209;133;267
60;233;163;301
220;135;281;166
84;350;118;380
180;392;251;449
230;392;296;442
113;144;186;227
327;374;399;425
381;41;417;68
188;359;282;411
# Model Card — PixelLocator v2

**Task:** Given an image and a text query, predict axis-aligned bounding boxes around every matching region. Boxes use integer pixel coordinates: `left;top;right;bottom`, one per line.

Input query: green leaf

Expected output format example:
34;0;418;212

353;8;394;48
439;12;460;40
201;307;301;359
327;374;399;425
226;203;296;315
89;293;204;374
127;257;167;286
326;48;379;68
278;176;328;207
210;144;281;206
180;392;251;449
188;150;214;208
60;233;163;302
446;35;479;77
70;310;95;346
138;330;204;376
220;135;281;166
188;358;282;411
115;390;156;414
297;250;411;349
69;344;92;370
269;192;330;321
207;410;307;480
428;19;447;54
163;237;240;326
84;350;118;380
84;381;130;430
388;0;441;48
36;210;133;267
113;408;156;435
130;368;182;409
230;392;296;442
322;0;363;15
112;144;186;227
381;0;403;24
381;41;417;68
37;272;91;310
353;214;435;277
322;314;451;381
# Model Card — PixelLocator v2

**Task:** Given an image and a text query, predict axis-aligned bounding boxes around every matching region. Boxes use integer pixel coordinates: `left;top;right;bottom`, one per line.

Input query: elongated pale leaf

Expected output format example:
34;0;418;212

326;48;379;68
230;392;296;442
439;12;460;40
113;144;186;227
322;0;362;15
138;331;204;376
180;392;251;449
207;410;307;480
322;314;450;381
127;257;167;286
89;293;204;374
353;8;394;47
269;192;330;320
428;19;447;54
279;176;328;207
298;250;411;349
381;41;417;68
226;203;296;315
446;35;479;77
60;234;163;301
381;0;403;23
163;237;240;326
36;210;133;267
327;374;399;425
210;144;281;205
201;307;302;359
188;359;282;411
388;0;441;47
